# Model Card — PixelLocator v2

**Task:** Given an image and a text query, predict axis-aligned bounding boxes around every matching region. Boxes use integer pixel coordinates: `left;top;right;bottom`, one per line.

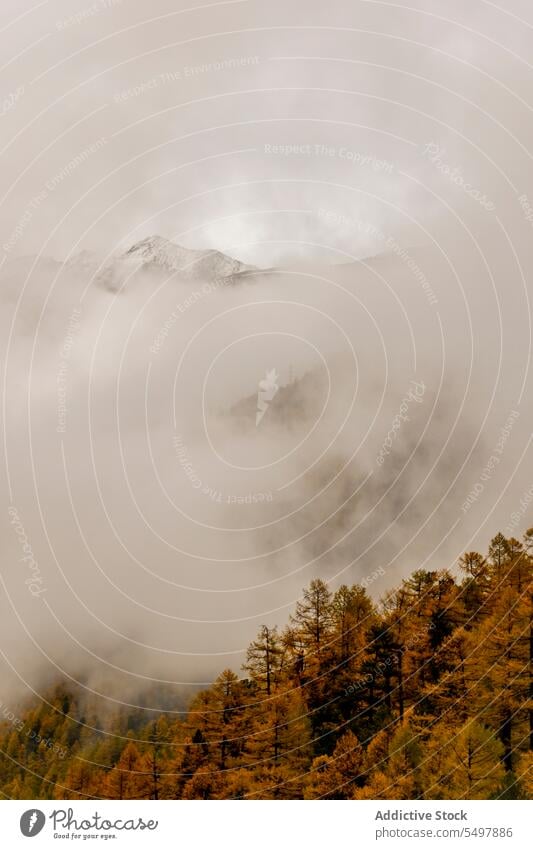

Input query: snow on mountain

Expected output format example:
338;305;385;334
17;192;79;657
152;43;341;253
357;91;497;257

96;235;255;290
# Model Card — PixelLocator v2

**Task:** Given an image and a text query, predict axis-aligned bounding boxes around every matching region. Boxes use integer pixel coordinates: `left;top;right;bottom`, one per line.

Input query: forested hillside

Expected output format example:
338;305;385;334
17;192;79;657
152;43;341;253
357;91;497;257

1;531;531;800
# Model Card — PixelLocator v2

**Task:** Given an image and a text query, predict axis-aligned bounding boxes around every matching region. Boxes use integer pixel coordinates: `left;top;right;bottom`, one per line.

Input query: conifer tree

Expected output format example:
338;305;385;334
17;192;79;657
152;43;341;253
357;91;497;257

306;730;364;798
421;721;504;799
102;741;144;800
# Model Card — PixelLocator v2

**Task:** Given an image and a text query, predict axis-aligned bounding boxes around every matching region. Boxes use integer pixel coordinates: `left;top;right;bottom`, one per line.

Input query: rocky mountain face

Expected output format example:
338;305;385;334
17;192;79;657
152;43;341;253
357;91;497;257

95;235;255;291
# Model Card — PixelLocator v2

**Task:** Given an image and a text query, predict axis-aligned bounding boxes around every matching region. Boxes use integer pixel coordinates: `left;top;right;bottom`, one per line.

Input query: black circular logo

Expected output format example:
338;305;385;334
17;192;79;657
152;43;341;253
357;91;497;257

20;810;46;837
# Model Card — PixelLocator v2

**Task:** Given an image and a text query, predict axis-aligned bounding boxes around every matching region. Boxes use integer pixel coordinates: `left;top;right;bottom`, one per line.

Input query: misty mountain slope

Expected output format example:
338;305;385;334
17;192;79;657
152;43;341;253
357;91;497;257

95;235;256;292
0;234;530;705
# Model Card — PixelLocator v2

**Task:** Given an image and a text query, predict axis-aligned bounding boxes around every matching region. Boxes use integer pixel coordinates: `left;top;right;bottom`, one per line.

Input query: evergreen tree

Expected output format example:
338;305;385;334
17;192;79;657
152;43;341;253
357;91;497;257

421;721;504;799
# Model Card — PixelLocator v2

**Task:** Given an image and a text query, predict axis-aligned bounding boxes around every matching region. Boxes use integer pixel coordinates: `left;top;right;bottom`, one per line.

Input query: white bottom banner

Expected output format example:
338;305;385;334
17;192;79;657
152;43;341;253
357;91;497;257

1;800;530;848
